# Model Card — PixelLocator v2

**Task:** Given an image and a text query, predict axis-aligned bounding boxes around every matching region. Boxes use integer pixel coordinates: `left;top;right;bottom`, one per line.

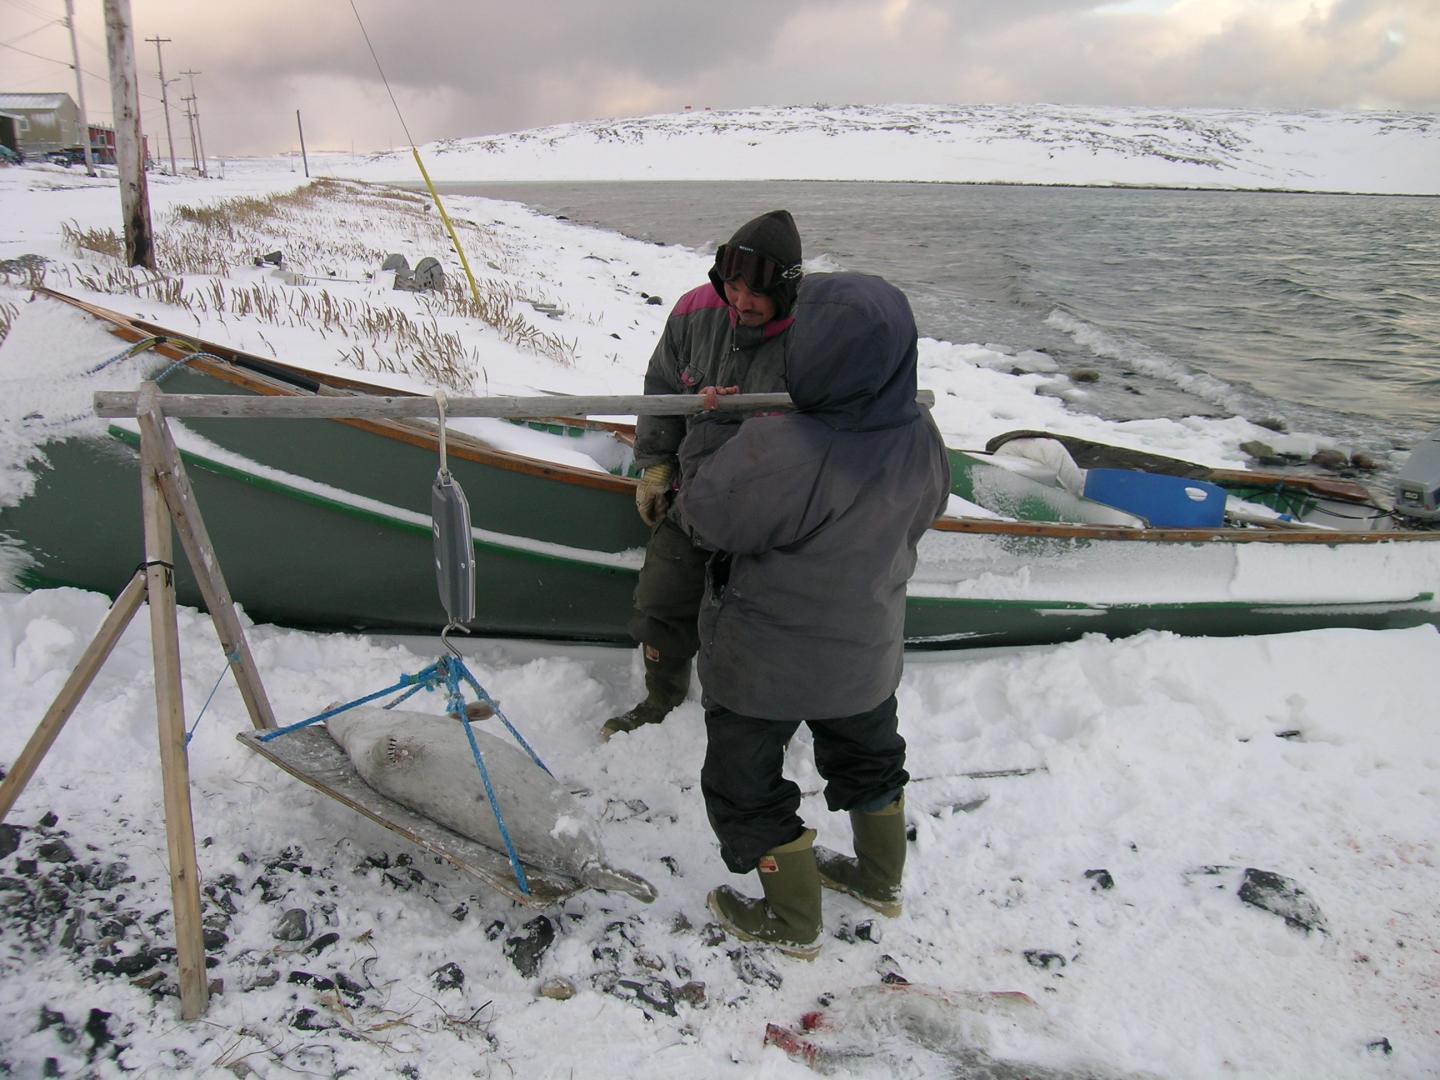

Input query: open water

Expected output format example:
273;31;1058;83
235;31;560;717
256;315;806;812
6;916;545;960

433;181;1440;464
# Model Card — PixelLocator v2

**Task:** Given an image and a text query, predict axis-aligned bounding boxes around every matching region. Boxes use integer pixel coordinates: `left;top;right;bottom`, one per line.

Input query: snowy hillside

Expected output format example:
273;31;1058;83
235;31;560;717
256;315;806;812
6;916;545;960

339;103;1440;195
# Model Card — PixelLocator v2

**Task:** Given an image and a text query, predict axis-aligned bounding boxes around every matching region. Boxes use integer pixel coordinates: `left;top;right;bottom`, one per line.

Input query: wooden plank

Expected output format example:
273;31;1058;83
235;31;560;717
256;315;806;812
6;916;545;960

139;392;209;1020
93;388;936;420
137;395;277;731
236;728;579;907
0;573;147;823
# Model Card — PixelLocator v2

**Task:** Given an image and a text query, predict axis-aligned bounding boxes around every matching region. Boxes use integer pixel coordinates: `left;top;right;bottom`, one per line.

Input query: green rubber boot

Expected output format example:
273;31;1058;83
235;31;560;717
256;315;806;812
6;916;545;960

600;650;690;739
706;829;822;960
815;795;907;917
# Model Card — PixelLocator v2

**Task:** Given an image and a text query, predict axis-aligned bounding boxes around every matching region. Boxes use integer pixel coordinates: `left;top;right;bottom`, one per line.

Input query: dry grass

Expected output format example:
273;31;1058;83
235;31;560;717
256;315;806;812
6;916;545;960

44;176;578;387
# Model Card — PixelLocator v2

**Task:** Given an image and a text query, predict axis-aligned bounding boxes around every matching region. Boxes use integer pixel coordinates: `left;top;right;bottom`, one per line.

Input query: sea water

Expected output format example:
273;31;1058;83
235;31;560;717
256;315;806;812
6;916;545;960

432;180;1440;467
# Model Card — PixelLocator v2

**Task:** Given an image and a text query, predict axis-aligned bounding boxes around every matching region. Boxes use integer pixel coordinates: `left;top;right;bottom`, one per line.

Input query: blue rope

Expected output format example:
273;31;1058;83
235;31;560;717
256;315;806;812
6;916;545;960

82;336;162;375
184;649;241;747
256;662;448;742
259;655;548;898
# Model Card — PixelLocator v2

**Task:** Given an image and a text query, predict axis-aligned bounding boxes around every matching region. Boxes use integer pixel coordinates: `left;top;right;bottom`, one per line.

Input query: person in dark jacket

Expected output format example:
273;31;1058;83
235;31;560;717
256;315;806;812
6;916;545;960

601;210;804;739
676;271;951;958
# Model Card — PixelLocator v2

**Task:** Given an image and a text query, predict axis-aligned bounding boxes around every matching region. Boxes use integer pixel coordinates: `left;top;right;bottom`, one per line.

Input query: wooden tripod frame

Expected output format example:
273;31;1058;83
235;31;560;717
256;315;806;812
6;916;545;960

0;385;277;1019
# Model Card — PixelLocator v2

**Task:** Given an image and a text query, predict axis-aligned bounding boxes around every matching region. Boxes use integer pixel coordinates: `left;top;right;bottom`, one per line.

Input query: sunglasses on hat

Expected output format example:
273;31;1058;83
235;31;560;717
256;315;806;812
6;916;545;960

714;244;800;292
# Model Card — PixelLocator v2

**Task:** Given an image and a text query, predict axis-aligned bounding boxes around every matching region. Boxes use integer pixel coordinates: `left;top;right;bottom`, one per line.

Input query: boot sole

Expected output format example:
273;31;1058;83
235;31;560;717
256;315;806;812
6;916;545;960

817;872;903;918
705;891;821;960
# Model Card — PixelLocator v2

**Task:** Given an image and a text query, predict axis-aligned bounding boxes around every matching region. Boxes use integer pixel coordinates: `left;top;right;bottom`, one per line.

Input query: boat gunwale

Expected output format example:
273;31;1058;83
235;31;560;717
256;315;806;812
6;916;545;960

40;288;1440;548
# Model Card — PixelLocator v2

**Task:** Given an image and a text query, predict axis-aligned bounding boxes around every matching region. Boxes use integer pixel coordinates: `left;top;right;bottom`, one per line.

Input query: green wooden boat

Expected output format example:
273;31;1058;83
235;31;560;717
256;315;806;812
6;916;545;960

3;289;1437;649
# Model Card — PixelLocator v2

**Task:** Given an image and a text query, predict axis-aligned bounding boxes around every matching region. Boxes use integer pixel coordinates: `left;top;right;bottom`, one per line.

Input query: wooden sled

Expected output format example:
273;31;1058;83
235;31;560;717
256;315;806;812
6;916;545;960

237;727;580;907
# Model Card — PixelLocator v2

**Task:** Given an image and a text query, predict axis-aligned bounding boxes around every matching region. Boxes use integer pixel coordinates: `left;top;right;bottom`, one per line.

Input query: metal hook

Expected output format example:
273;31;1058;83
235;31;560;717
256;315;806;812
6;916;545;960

440;618;467;658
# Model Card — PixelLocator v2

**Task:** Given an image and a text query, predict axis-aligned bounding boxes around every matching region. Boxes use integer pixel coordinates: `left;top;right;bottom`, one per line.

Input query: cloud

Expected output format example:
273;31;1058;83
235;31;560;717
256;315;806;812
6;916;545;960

3;0;1433;155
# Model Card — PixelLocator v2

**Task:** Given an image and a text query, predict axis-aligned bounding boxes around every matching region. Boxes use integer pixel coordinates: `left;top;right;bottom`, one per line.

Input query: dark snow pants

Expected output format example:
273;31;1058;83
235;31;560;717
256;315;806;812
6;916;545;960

701;694;908;874
625;514;708;661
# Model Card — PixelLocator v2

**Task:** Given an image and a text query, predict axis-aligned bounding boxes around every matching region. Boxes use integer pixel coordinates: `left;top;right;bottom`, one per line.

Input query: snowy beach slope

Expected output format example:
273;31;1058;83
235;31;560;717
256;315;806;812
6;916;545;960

0;134;1438;1078
337;103;1440;195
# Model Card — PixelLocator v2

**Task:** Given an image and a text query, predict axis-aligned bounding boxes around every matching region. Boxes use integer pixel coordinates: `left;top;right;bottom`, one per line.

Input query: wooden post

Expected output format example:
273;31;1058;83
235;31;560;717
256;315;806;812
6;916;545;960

137;388;277;731
0;573;147;823
139;387;208;1019
103;0;155;269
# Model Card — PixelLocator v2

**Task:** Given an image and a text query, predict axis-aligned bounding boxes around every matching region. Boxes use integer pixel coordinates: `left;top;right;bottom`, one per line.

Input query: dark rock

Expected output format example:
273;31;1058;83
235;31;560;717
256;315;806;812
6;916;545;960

597;973;678;1016
675;980;707;1007
291;1008;331;1031
484;918;506;941
730;949;782;989
504;915;556;977
37;1006;75;1041
40;812;59;828
450;902;469;922
855;920;882;943
304;932;340;957
36;840;75;863
1350;452;1379;471
1252;416;1288;433
430;961;465;991
1024;950;1067;970
1238;868;1327;934
110;950;159;976
660;855;681;876
1084;869;1115;890
272;908;310;942
84;1009;114;1055
202;928;229;951
645;295;664;306
0;823;21;859
287;970;336;992
1366;1037;1392;1055
1310;449;1349;471
1070;368;1101;383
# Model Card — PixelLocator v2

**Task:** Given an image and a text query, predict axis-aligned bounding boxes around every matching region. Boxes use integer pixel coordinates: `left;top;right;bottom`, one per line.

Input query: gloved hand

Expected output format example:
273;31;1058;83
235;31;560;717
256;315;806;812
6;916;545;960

635;463;674;526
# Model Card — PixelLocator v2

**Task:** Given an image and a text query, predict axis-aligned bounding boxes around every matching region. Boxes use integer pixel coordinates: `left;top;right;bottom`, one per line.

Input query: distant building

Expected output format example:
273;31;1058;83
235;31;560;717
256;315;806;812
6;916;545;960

0;92;83;157
0;92;150;165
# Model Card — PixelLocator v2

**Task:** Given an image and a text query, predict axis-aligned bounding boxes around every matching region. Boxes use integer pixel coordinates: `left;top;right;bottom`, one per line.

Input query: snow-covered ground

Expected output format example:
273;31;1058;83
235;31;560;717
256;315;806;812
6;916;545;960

1;110;1437;1078
335;104;1440;196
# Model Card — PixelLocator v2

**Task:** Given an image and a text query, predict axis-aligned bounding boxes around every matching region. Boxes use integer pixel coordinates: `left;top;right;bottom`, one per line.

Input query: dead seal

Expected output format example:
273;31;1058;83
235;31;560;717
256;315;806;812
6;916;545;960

327;706;655;902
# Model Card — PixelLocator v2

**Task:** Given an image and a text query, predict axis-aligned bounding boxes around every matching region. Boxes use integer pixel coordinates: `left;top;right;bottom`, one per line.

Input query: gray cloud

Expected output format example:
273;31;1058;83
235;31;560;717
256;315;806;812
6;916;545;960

2;0;1433;156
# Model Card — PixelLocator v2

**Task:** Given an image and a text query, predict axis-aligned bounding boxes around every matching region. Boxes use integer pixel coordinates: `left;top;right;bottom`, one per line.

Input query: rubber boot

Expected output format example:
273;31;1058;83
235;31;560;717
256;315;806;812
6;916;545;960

814;795;907;917
706;829;822;960
600;649;690;739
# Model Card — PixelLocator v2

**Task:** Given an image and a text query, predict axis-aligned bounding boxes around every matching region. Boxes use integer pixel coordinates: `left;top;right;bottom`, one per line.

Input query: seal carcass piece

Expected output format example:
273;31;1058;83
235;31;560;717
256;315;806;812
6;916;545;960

326;707;654;901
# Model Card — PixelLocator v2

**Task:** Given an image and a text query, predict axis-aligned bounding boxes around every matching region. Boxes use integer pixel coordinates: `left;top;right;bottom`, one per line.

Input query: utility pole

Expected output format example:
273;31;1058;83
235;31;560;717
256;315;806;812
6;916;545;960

145;34;177;175
105;0;155;269
296;110;309;178
181;94;198;173
179;69;207;177
63;0;96;176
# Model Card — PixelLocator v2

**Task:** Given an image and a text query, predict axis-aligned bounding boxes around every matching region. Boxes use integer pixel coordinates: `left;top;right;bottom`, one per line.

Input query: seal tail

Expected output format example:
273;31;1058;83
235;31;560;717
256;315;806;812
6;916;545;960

580;862;657;903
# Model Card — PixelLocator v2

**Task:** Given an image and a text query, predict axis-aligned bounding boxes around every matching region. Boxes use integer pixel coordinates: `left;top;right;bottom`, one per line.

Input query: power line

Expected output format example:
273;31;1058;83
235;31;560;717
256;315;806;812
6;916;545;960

2;18;61;47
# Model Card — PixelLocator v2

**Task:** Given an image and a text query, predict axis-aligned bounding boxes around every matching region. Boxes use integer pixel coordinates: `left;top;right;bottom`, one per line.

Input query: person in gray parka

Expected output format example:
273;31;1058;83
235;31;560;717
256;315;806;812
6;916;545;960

676;271;951;958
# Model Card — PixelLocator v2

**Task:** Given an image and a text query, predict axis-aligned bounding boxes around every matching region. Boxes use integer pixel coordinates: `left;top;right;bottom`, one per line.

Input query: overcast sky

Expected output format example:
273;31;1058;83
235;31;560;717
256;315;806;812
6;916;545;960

3;0;1436;157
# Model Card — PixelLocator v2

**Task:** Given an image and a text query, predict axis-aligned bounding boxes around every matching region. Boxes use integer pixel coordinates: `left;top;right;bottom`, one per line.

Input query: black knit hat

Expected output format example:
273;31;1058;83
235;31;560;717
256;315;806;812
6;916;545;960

708;209;803;318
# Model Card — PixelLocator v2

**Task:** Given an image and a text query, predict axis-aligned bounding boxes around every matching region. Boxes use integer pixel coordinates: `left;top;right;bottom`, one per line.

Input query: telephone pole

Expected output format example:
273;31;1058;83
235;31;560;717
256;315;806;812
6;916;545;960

179;69;207;177
105;0;156;269
145;34;177;174
63;0;96;176
181;94;198;172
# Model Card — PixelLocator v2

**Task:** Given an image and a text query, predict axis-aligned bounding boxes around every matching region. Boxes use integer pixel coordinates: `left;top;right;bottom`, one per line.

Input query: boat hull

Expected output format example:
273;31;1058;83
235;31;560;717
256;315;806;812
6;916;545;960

3;292;1438;649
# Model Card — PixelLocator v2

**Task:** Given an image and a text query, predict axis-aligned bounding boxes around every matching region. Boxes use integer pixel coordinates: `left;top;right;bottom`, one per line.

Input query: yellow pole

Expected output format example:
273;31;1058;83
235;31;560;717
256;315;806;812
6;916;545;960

411;148;483;306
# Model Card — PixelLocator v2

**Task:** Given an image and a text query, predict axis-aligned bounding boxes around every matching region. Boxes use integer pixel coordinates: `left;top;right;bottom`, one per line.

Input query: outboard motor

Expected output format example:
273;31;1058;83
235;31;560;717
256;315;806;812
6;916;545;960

1394;427;1440;524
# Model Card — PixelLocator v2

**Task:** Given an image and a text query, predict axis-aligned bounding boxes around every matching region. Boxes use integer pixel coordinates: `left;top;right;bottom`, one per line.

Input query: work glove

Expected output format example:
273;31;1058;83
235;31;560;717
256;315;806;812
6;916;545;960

635;463;674;526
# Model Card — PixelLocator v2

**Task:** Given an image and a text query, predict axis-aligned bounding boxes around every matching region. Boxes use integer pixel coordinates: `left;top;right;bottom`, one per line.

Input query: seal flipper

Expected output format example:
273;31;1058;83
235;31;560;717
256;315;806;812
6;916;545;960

580;861;657;903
